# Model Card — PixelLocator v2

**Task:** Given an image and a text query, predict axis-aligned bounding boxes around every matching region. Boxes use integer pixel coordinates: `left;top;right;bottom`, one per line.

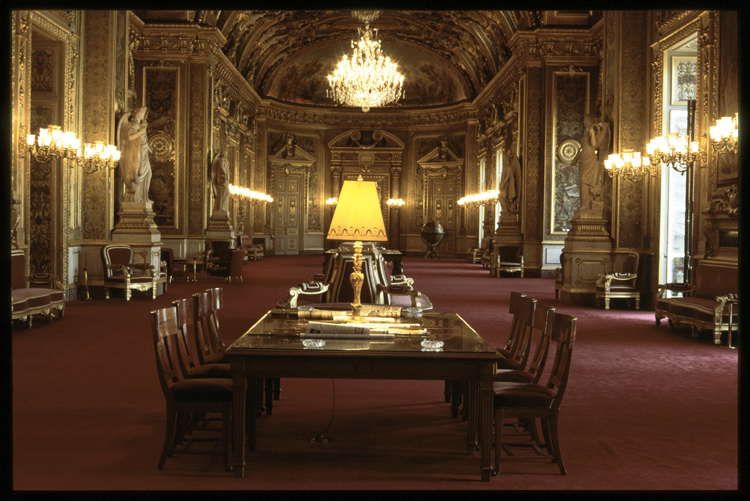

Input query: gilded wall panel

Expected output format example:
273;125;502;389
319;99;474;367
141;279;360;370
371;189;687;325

617;11;648;249
187;63;207;236
144;66;179;230
551;72;588;234
524;66;543;241
81;10;112;241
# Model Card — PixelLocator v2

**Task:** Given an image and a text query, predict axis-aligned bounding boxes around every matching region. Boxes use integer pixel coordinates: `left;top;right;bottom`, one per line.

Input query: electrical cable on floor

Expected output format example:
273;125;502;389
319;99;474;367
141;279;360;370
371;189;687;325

311;378;335;443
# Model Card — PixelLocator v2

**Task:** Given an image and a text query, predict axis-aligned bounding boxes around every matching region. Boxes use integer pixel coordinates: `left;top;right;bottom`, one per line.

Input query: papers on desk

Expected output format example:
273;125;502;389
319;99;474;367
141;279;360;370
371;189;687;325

303;321;427;339
297;305;402;321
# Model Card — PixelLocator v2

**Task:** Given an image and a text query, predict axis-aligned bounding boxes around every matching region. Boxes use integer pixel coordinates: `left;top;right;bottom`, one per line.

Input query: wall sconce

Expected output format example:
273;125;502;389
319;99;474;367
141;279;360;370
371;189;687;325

386;198;405;209
457;190;499;209
710;113;738;154
78;141;121;174
325;197;338;206
604;149;656;182
645;133;700;174
27;125;81;163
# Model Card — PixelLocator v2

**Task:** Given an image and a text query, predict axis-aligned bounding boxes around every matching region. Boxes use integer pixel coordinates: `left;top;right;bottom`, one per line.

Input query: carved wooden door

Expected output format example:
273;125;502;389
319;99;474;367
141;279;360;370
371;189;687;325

428;177;458;257
273;174;302;255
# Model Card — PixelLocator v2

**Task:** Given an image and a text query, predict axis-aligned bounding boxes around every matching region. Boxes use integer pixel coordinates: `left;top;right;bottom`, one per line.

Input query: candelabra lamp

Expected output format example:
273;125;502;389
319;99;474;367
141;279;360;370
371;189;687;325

457;190;499;209
327;176;388;320
645;133;700;174
78;141;121;174
27;125;81;163
603;150;656;182
710;113;738;154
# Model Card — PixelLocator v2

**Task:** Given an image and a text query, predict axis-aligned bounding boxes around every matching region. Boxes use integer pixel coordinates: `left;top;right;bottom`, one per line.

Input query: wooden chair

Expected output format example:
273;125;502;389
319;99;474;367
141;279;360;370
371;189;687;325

150;305;233;470
595;251;641;310
101;244;159;301
497;292;537;370
448;292;536;419
173;298;231;379
495;303;555;383
193;291;229;366
493;313;578;476
554;252;564;300
467;237;492;264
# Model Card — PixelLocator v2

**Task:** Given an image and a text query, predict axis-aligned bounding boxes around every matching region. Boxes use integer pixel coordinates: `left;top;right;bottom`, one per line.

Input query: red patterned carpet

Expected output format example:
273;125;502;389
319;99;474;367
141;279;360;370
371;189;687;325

11;254;739;491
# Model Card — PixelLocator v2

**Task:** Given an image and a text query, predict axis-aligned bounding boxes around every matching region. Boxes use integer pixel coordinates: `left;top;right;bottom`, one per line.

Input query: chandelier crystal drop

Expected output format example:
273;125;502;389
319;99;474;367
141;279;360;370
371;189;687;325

327;20;405;113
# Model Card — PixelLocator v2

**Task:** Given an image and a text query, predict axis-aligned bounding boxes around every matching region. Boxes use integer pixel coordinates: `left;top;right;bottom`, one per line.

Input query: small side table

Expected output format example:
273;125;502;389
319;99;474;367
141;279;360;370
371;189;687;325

725;294;739;349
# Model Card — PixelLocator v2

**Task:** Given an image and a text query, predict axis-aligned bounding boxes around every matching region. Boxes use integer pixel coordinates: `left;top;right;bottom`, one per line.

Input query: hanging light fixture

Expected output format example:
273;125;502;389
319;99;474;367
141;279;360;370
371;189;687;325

327;11;405;112
603;149;656;182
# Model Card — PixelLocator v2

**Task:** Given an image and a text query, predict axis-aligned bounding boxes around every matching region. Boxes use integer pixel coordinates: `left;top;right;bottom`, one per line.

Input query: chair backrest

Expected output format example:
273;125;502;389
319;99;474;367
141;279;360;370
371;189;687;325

544;313;578;409
619;252;639;275
193;291;222;365
503;292;537;368
208;239;234;255
150;305;184;400
102;244;133;278
161;247;174;278
498;245;522;264
526;303;556;384
11;249;27;290
205;287;226;351
173;298;198;376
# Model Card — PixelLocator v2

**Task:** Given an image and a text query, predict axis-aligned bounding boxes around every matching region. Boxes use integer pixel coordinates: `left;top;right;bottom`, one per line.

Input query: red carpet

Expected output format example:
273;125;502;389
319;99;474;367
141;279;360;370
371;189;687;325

11;254;739;491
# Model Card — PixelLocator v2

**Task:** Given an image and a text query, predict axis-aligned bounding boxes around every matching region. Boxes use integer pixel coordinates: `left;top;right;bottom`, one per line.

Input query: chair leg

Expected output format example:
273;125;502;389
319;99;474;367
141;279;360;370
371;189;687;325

635;297;640;310
450;380;462;418
604;297;610;310
223;404;232;471
159;404;176;469
443;380;452;403
548;410;567;474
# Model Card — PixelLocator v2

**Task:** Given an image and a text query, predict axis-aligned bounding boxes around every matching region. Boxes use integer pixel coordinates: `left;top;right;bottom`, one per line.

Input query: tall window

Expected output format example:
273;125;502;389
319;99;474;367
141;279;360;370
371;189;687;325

659;36;697;288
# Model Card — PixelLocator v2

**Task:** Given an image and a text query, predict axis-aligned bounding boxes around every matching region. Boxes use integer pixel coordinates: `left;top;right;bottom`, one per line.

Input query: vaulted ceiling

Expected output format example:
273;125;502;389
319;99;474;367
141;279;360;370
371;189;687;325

135;10;601;109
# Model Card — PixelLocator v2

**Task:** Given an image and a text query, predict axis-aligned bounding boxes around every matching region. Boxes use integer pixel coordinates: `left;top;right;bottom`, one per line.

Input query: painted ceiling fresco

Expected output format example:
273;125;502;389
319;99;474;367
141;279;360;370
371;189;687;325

138;10;600;109
264;40;469;108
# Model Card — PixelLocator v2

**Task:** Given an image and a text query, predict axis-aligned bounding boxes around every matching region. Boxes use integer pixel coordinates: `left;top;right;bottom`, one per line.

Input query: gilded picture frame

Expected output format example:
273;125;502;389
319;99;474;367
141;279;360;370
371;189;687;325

670;56;697;106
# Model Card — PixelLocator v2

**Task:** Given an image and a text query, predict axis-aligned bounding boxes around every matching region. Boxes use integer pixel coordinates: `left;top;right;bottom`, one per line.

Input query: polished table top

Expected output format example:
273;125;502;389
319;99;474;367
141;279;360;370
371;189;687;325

228;309;498;358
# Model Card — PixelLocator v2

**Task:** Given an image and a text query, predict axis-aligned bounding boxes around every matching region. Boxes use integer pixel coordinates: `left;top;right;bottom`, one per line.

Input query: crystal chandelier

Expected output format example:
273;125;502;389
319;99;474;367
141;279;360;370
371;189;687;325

327;11;405;112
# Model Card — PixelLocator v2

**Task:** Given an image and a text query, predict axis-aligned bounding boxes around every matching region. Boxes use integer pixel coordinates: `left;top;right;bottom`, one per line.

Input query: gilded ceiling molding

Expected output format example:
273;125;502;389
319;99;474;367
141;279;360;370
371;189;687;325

655;10;696;38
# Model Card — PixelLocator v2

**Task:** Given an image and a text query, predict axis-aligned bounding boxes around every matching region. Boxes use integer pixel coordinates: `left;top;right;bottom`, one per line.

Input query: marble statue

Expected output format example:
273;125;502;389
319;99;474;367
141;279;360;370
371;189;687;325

499;146;521;215
211;145;230;214
573;114;610;210
117;107;152;203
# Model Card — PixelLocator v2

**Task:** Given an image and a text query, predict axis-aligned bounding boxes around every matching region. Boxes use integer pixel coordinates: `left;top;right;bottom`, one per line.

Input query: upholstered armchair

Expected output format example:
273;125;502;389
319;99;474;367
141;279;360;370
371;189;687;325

595;251;640;310
203;238;234;272
206;248;244;283
491;245;524;278
101;244;159;301
467;237;493;264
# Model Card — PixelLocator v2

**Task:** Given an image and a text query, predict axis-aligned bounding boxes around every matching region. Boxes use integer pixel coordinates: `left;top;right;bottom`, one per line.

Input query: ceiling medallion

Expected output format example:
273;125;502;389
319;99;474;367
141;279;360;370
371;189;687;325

326;11;405;113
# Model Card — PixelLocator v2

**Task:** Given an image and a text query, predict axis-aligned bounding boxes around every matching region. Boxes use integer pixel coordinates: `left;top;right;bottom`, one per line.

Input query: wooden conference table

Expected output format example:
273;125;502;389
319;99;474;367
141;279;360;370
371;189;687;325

226;307;499;481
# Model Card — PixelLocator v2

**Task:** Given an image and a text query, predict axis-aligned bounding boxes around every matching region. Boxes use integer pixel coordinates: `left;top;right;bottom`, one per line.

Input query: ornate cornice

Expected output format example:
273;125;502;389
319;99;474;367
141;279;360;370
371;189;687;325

261;100;475;129
138;24;226;61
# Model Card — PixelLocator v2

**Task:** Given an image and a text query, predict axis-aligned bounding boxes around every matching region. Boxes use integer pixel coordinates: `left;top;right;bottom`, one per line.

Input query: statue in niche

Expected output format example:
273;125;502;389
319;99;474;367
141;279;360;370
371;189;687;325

572;114;610;210
117;106;152;203
211;145;230;214
499;146;521;215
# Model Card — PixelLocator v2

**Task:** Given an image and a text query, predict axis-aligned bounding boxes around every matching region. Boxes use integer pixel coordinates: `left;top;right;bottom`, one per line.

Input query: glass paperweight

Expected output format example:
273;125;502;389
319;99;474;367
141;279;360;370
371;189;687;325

420;339;444;350
302;339;326;349
405;307;423;318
